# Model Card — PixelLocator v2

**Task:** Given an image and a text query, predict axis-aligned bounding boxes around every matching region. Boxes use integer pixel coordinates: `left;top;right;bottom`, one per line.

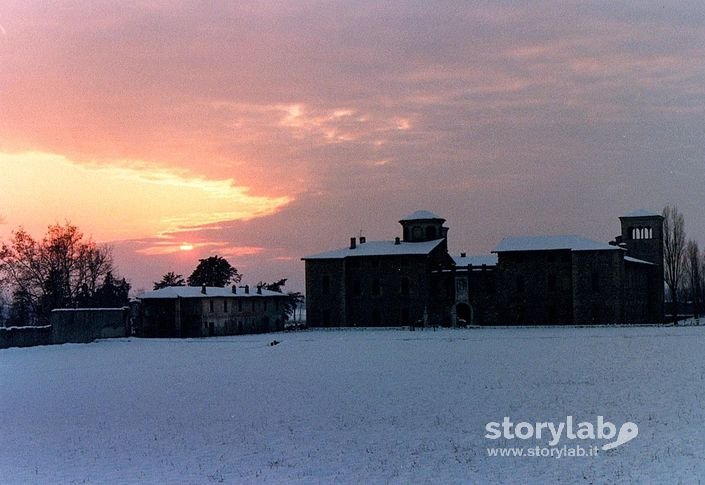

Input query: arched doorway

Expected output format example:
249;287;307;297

456;303;473;326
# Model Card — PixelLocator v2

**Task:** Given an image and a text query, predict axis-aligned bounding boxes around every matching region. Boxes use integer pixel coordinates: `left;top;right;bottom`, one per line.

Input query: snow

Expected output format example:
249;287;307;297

624;256;656;266
399;210;444;221
622;209;660;218
2;326;705;483
140;286;284;299
453;254;498;266
493;235;621;253
303;238;444;260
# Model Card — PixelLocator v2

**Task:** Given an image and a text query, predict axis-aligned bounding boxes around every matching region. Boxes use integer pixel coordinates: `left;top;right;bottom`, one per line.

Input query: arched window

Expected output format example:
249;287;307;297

412;226;423;240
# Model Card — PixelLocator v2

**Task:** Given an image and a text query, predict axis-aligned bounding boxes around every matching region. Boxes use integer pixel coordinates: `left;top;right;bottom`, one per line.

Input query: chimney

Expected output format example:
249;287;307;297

245;285;249;294
460;252;467;258
257;286;262;295
359;236;366;244
394;237;401;245
350;237;356;249
231;285;237;294
201;284;207;294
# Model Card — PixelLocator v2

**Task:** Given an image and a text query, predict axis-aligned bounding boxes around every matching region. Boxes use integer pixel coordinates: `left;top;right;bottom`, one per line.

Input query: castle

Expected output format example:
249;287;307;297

303;210;664;326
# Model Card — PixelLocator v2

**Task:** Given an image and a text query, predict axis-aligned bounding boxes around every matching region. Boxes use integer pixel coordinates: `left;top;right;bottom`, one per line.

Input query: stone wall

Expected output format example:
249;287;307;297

51;308;129;344
0;326;53;349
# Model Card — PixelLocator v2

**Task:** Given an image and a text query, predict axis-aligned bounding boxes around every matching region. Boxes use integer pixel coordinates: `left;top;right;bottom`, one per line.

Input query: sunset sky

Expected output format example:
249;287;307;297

1;1;703;293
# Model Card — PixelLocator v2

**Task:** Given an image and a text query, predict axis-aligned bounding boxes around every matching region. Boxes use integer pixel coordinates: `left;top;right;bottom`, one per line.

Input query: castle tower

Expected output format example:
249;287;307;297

399;210;448;242
619;209;664;266
619;209;664;322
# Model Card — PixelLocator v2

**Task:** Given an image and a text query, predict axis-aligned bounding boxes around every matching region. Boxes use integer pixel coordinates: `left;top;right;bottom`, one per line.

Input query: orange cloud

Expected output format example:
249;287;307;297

0;152;292;243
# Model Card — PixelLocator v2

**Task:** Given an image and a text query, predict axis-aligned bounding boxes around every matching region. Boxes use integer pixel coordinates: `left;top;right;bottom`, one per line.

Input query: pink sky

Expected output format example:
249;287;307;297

1;1;704;293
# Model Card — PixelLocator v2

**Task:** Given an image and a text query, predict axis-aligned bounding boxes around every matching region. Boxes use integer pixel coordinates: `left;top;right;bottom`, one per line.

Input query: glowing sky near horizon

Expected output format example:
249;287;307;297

1;1;704;292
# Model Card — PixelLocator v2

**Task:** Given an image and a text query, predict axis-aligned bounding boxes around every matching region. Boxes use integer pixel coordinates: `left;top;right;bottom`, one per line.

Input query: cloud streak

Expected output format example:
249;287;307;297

0;152;291;242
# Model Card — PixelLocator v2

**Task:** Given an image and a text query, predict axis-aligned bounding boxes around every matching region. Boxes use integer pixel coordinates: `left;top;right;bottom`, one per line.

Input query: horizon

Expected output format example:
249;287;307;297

1;1;704;293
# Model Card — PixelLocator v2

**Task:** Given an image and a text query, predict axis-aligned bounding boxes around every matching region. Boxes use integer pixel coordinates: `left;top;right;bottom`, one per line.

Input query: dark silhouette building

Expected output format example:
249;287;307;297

303;210;664;326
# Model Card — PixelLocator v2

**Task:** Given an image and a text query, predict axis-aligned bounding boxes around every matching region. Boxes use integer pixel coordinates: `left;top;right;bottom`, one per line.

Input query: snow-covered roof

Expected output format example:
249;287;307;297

493;235;621;253
399;210;444;221
139;286;285;300
624;256;656;266
453;254;498;266
303;239;444;260
621;209;660;218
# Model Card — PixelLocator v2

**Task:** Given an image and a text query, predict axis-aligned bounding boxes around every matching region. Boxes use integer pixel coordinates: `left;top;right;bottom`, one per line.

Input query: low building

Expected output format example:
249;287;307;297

137;285;289;338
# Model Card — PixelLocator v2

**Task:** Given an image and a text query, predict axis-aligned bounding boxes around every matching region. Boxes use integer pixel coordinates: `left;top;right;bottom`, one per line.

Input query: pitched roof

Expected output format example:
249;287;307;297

493;235;621;253
453;254;498;266
139;286;285;300
621;209;661;218
399;210;444;221
303;239;444;260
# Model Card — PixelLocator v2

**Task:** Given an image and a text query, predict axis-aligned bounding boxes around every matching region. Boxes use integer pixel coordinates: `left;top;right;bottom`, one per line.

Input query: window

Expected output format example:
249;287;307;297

484;277;495;294
591;271;600;293
372;279;381;296
412;226;423;240
371;309;381;326
209;300;214;313
238;299;242;312
632;227;653;240
264;300;268;311
548;305;557;324
401;308;410;324
592;304;600;323
548;273;556;291
251;300;256;312
223;300;228;313
400;277;410;296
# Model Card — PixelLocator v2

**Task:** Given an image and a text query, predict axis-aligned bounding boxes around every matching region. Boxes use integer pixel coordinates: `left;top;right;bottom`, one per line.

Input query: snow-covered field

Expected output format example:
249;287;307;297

2;325;705;484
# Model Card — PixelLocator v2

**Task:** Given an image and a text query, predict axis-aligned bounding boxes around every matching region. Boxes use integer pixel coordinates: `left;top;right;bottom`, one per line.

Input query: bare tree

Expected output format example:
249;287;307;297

686;240;701;318
0;222;115;324
701;247;705;319
662;205;687;323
